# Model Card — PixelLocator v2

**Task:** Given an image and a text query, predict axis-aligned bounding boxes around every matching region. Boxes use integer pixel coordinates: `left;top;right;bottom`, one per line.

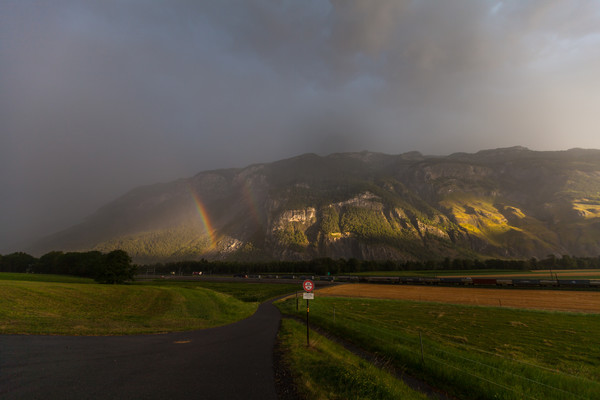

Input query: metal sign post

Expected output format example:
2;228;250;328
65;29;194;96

302;280;314;347
306;298;309;346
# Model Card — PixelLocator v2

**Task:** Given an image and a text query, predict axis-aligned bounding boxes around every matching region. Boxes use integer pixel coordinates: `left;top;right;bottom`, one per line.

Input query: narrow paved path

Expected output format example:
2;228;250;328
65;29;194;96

0;302;281;400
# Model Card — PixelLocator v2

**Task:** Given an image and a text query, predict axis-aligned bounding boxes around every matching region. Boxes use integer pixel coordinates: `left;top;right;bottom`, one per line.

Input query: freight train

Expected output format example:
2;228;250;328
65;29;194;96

352;276;600;288
230;273;599;288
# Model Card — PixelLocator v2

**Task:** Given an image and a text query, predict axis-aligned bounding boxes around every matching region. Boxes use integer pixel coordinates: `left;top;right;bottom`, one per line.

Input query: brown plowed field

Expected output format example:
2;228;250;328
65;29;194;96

317;284;600;313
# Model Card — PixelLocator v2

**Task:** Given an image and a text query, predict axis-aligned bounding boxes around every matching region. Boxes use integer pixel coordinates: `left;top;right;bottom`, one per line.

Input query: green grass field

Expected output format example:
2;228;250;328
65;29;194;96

0;272;95;283
138;280;299;302
0;273;299;335
278;319;428;400
277;297;600;400
0;279;257;335
0;273;300;335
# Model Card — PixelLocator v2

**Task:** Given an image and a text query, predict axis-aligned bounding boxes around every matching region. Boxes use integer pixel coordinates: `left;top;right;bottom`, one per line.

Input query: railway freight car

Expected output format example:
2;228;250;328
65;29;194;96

471;278;498;286
335;276;360;283
558;279;591;288
511;279;540;287
439;277;473;285
398;277;423;284
366;276;398;284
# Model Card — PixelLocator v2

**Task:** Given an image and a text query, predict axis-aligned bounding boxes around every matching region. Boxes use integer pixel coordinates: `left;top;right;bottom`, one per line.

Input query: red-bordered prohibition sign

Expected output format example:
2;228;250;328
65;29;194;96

303;279;314;292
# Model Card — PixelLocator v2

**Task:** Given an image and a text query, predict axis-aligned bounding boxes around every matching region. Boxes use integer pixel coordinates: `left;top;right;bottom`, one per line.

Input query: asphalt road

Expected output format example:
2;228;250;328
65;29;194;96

0;301;281;400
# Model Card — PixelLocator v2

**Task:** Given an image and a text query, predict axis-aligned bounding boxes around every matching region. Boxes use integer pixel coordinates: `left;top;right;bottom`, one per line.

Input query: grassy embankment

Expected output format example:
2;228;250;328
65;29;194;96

277;296;600;400
0;272;95;283
278;319;428;400
0;273;296;335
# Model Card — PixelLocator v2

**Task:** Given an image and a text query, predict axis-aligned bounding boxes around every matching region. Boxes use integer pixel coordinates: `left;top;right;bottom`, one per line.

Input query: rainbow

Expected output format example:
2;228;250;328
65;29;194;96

188;185;215;248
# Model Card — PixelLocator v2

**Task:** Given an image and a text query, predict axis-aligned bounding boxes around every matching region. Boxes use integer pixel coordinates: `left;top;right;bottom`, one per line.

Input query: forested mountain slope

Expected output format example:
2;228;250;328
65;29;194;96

31;147;600;263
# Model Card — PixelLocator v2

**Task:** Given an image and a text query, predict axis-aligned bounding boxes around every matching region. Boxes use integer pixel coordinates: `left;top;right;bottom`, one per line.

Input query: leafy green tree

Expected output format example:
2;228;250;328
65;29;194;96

37;251;64;274
560;254;576;269
61;251;103;277
0;252;37;272
94;250;136;284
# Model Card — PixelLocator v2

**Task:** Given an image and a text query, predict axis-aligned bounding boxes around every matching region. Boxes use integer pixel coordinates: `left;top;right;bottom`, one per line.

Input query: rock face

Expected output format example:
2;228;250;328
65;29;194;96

30;147;600;262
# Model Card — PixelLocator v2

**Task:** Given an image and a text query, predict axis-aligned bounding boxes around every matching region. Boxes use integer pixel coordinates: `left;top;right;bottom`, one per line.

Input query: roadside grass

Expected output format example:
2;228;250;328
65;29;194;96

278;318;428;400
138;280;299;302
277;297;600;400
0;273;300;302
0;272;94;283
0;280;256;335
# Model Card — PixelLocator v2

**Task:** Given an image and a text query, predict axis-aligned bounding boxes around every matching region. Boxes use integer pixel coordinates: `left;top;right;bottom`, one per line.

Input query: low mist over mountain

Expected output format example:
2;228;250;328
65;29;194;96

31;147;600;263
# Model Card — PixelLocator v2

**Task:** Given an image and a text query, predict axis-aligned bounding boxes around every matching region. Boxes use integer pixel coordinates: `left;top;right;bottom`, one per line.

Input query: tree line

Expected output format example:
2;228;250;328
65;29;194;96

2;251;599;279
0;250;136;283
142;254;600;276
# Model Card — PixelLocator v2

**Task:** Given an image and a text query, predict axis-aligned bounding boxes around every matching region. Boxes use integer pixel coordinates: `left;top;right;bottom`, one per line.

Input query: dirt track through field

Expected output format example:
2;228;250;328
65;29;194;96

318;284;600;313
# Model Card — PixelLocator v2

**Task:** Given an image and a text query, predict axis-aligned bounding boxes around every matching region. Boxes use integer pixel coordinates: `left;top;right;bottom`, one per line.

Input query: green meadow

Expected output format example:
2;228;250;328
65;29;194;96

277;296;600;400
139;279;299;302
0;273;296;335
0;272;95;283
0;279;254;335
278;318;428;400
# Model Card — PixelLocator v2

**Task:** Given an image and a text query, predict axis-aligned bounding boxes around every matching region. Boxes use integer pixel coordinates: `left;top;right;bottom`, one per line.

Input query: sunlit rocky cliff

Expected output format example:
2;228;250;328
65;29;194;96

31;147;600;263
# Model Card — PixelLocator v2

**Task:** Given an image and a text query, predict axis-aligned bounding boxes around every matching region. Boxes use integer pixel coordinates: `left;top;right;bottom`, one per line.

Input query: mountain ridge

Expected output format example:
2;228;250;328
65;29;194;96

30;147;600;263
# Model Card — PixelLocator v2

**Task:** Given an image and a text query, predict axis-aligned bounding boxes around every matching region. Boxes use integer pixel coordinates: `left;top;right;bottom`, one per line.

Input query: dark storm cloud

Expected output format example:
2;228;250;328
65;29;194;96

1;0;599;251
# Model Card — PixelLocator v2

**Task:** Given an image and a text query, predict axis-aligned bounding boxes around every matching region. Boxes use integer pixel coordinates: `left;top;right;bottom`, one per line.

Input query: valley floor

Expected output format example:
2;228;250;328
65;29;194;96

318;283;600;313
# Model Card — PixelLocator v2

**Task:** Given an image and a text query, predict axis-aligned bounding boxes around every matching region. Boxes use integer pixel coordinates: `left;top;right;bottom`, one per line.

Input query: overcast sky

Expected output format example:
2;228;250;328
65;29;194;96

2;0;600;252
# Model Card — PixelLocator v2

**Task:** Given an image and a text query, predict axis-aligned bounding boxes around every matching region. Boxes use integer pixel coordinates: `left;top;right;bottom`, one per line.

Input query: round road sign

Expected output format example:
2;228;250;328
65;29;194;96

303;279;314;292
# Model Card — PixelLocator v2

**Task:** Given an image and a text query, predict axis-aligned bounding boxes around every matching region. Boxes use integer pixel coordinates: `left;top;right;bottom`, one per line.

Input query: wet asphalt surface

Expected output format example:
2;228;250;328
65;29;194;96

0;301;281;400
